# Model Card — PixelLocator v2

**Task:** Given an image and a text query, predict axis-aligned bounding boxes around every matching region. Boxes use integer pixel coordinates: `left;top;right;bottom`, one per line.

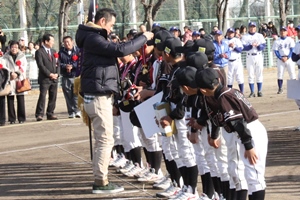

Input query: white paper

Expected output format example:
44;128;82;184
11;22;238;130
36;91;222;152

287;79;300;99
134;92;163;138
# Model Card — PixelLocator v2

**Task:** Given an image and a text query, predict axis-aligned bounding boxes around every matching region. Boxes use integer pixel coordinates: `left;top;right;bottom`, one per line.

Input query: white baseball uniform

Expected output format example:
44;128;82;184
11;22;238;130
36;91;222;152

272;36;296;79
241;33;266;84
292;41;300;108
225;37;244;86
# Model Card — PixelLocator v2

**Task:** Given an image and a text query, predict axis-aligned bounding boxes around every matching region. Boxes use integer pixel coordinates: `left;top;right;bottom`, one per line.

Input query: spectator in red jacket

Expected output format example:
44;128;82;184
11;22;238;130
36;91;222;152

287;20;297;39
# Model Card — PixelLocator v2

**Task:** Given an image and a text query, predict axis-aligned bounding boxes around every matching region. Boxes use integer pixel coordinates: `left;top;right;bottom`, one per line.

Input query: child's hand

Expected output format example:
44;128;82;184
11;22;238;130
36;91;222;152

244;148;258;165
160;116;172;128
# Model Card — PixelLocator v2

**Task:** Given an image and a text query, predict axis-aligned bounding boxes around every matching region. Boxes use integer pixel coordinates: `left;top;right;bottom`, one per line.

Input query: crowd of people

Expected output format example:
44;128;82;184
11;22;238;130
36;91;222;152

1;9;300;200
0;31;81;126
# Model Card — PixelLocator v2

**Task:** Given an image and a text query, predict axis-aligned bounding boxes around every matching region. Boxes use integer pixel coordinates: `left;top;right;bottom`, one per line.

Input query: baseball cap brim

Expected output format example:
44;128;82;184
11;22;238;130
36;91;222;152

118;100;140;113
175;40;194;54
146;39;155;46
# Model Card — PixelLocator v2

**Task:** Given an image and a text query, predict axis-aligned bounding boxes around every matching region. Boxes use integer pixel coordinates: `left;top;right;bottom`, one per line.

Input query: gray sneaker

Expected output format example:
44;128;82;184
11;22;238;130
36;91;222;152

92;182;124;194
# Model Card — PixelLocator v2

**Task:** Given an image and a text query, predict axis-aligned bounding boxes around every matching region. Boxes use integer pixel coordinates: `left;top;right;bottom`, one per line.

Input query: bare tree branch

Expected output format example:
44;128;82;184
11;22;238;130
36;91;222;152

152;0;167;19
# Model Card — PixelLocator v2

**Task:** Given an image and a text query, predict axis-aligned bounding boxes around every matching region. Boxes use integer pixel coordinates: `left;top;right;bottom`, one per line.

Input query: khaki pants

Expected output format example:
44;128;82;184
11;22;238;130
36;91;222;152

219;66;228;86
84;95;114;186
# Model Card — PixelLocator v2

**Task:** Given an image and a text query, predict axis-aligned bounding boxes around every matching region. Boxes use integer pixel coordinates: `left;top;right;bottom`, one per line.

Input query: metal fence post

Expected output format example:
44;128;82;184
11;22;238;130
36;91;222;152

267;38;273;68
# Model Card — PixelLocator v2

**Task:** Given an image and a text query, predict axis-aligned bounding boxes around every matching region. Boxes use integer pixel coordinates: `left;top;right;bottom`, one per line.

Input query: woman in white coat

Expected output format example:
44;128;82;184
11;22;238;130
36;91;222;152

1;41;27;124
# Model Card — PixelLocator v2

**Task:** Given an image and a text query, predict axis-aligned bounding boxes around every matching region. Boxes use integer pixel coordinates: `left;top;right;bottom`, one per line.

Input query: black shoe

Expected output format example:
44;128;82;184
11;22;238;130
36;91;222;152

257;91;263;97
36;116;43;121
0;123;5;126
248;92;256;98
10;121;16;124
277;89;283;94
47;115;58;120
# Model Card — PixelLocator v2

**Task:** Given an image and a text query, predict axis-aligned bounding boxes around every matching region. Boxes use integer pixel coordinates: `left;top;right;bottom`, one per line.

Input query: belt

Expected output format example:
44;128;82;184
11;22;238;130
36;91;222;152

229;59;236;62
247;53;261;56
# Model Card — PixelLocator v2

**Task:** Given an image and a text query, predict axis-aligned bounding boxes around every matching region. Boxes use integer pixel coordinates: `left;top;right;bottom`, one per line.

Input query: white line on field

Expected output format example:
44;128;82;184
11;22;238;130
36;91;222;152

259;110;298;117
0;140;88;155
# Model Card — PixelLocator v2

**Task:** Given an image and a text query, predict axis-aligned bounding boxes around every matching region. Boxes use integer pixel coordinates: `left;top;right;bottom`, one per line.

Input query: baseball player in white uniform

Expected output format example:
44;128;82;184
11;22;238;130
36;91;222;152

241;22;266;98
195;67;268;200
225;28;244;93
272;26;296;94
291;26;300;130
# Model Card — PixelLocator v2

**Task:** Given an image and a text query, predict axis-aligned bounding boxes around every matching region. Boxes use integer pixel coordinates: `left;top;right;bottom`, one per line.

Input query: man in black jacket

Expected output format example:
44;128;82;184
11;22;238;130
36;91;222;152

35;34;59;121
75;8;153;194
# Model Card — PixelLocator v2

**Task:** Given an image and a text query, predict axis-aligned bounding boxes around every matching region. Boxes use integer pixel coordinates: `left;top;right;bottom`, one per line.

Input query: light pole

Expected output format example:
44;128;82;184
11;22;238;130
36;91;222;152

178;0;185;31
19;0;28;44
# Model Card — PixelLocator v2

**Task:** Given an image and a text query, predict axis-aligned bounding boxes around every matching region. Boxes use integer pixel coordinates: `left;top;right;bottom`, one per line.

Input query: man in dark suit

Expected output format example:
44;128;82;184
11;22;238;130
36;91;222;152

35;33;59;121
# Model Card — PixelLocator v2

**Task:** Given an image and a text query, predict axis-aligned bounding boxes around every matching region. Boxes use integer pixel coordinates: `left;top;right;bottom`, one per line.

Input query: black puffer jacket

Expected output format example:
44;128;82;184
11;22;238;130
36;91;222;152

75;22;147;95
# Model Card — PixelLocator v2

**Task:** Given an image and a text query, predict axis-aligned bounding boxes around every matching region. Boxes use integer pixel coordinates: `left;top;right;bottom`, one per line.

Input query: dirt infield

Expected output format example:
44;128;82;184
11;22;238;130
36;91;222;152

0;68;300;200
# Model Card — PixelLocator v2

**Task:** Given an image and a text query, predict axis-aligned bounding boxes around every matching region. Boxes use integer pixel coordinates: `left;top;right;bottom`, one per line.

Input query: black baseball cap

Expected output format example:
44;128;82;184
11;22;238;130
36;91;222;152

175;66;198;88
195;67;220;89
156;37;182;56
175;40;194;54
147;30;173;46
185;52;208;70
127;29;138;36
176;38;215;56
118;100;140;113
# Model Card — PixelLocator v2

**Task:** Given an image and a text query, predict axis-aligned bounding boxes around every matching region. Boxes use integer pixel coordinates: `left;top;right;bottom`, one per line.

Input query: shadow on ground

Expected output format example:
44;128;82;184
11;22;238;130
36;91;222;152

266;130;300;166
0;162;165;200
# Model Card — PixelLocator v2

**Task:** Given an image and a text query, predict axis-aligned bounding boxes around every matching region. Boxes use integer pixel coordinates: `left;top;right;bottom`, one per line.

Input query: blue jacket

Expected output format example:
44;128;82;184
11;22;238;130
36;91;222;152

58;46;80;78
213;40;230;68
75;22;147;95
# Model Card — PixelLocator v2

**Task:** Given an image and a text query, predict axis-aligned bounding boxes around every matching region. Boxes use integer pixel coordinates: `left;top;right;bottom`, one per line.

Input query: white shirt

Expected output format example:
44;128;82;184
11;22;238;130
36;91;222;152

225;37;244;60
241;32;266;54
272;37;295;57
293;41;300;66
